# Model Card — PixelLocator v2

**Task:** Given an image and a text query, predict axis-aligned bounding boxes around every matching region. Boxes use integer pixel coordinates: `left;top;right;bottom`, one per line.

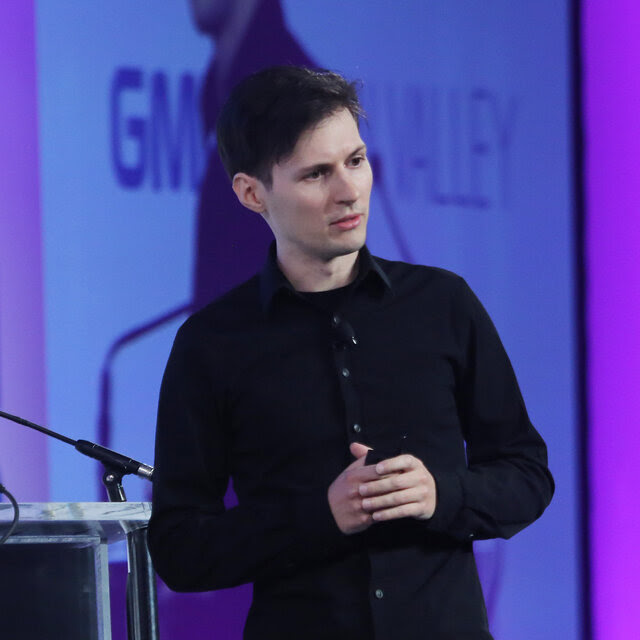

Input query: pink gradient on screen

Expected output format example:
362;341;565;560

583;1;640;637
0;0;49;499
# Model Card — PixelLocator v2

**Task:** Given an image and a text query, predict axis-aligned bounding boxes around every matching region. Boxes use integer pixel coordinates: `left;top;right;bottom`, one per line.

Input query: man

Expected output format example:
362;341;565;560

148;66;554;639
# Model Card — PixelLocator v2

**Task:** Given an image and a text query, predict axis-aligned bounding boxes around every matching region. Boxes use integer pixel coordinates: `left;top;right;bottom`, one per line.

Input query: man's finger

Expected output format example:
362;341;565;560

350;441;372;460
361;487;426;513
358;470;419;497
345;461;385;482
374;453;419;475
371;502;426;522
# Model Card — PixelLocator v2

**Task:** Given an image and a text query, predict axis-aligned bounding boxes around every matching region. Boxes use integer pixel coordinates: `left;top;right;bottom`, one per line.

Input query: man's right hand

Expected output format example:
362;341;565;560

328;442;380;534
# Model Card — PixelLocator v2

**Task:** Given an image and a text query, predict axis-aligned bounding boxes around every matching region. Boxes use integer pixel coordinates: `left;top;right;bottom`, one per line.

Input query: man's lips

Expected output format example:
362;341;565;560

330;214;363;230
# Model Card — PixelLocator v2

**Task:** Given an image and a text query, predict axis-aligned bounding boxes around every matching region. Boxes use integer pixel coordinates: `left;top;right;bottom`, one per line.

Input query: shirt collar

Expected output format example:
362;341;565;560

259;242;392;312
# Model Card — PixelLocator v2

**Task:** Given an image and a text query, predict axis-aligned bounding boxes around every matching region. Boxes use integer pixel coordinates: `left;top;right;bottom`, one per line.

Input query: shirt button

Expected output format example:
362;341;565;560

374;588;384;599
352;423;361;434
332;313;340;326
341;368;350;378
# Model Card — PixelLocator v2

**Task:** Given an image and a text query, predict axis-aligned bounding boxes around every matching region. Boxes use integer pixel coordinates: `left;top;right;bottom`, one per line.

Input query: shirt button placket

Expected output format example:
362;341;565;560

331;310;363;444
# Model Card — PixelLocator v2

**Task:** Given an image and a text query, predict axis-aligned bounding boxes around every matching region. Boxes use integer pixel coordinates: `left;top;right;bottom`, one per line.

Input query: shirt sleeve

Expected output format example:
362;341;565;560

147;322;352;592
425;277;555;542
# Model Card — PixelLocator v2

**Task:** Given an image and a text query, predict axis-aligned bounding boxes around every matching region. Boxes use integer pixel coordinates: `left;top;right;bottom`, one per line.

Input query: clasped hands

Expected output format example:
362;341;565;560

328;442;437;535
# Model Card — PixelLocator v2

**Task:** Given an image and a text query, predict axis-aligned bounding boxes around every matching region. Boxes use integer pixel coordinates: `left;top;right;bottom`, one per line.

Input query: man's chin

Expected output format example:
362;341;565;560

326;234;366;260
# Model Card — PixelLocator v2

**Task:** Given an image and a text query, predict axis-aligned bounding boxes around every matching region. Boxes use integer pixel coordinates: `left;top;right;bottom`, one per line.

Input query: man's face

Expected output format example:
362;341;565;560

257;108;373;267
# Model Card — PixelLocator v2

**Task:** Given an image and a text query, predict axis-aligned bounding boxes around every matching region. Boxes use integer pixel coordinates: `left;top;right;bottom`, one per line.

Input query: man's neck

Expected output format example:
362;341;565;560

277;250;360;293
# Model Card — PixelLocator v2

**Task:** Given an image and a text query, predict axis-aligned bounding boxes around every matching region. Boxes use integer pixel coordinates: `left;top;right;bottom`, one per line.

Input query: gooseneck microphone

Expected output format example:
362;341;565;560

0;409;153;481
75;440;154;480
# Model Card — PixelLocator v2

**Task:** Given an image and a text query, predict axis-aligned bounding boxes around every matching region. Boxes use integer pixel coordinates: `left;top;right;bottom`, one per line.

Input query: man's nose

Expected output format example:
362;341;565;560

333;169;360;204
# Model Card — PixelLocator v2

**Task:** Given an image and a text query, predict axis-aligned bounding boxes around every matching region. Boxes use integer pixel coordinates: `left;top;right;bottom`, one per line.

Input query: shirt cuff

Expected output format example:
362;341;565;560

425;469;466;537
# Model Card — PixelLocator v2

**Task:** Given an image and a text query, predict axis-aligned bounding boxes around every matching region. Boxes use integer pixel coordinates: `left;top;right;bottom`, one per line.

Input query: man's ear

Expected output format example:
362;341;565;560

232;172;267;216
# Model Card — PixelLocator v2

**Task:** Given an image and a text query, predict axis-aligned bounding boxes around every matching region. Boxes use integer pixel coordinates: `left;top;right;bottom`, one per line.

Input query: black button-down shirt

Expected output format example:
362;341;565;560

148;246;554;640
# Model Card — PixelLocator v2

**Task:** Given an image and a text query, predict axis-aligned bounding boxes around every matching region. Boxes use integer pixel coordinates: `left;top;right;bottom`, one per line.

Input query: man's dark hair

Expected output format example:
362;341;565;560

216;66;364;186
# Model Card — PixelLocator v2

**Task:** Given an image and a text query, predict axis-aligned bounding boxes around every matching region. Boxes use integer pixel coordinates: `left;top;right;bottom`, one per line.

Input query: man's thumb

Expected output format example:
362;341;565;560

350;441;372;460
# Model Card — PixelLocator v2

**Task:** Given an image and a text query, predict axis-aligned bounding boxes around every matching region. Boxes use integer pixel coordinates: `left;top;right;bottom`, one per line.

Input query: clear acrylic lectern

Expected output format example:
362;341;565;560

0;502;153;640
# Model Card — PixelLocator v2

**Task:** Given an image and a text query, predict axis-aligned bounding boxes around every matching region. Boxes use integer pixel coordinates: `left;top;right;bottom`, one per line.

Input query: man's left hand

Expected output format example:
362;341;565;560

358;454;437;521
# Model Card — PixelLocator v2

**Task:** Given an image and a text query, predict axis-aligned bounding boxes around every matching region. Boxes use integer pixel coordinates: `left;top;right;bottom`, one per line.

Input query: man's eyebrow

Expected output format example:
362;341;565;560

347;144;367;158
296;145;368;177
296;162;331;177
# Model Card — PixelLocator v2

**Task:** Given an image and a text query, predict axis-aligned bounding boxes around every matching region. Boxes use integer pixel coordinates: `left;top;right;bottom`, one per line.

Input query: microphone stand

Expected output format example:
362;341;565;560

0;409;159;640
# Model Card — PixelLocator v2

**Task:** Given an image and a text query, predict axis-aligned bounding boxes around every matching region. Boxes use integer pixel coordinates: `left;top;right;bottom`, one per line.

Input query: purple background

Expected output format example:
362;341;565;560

0;0;49;500
583;1;640;637
3;0;637;638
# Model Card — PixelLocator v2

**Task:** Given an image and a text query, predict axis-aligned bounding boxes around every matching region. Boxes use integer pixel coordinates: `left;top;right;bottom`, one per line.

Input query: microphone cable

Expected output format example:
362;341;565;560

0;482;19;545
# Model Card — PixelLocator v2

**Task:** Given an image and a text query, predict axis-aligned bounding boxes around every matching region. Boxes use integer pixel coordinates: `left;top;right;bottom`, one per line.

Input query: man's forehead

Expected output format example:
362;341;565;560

284;109;364;164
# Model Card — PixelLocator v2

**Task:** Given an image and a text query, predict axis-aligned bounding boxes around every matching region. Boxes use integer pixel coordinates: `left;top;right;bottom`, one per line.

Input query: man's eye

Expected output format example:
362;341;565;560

305;169;323;180
350;156;365;167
